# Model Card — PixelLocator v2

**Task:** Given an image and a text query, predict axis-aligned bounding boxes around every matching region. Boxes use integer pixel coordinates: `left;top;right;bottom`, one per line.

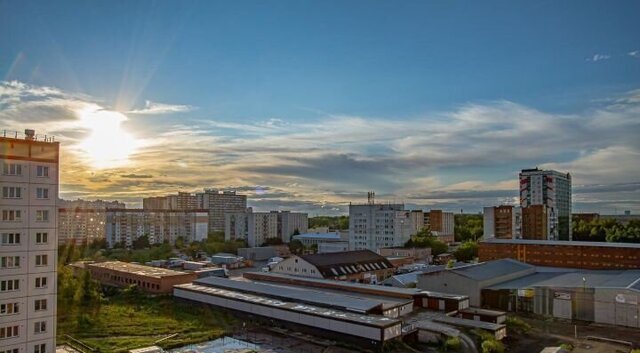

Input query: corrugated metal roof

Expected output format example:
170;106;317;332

443;259;534;281
486;269;640;291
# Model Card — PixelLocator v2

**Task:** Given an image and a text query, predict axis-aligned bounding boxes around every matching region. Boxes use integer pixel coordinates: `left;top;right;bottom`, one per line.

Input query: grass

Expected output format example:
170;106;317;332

58;295;236;353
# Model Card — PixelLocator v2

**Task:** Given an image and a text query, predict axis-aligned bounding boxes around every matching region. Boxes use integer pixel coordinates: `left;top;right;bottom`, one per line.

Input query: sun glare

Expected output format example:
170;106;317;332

77;107;138;169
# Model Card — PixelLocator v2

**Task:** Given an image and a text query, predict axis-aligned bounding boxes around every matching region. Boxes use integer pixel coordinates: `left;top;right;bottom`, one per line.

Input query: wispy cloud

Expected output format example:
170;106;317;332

587;53;611;62
629;50;640;58
127;100;195;115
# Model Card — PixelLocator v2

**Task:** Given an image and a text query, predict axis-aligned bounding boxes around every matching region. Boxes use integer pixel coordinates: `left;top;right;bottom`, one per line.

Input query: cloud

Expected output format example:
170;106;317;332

127;100;195;115
629;50;640;58
120;174;154;179
587;53;611;62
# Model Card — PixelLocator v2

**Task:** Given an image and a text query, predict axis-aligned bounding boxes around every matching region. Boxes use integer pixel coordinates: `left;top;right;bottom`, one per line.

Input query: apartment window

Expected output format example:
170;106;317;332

34;321;46;334
0;303;19;315
35;277;47;288
0;325;19;339
36;188;49;199
36;210;49;222
2;210;21;221
35;255;48;266
36;166;49;177
0;279;19;292
0;256;20;269
34;344;46;353
36;232;48;244
2;187;21;199
34;299;47;311
2;163;22;176
1;233;20;245
1;348;19;353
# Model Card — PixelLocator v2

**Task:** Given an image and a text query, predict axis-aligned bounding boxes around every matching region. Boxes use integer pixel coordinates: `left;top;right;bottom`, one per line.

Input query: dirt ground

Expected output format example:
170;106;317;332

505;315;640;353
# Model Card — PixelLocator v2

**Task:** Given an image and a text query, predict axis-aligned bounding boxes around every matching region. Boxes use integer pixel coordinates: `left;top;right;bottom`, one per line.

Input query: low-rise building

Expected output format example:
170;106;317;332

292;231;341;246
377;247;432;262
483;205;522;239
271;250;395;283
86;261;196;294
318;241;350;253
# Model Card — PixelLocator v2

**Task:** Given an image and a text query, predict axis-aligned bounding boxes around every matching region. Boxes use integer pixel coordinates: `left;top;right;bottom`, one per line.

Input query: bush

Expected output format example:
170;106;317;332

505;316;531;334
481;339;504;353
442;336;461;351
559;343;574;351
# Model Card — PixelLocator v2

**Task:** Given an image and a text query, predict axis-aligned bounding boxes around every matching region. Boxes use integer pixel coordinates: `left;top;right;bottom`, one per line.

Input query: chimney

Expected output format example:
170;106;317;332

24;129;35;140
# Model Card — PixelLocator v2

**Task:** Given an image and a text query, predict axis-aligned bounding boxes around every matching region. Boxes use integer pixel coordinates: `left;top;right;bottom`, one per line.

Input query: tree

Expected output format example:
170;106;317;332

288;239;304;255
454;214;483;242
132;235;150;250
454;241;478;262
292;229;300;236
404;227;448;256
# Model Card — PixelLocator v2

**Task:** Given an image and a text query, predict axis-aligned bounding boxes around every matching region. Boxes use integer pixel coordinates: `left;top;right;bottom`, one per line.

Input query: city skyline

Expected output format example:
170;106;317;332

1;1;639;215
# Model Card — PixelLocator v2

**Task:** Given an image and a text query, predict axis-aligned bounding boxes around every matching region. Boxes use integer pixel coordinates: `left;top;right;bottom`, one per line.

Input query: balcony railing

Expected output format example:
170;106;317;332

1;130;56;142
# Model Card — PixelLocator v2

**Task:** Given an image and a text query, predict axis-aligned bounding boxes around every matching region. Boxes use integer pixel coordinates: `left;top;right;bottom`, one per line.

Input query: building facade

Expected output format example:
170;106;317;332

225;209;308;246
278;211;308;243
349;202;413;251
57;199;125;245
1;130;58;353
200;189;247;233
105;209;208;247
483;206;522;239
424;210;455;243
87;261;196;294
519;168;572;240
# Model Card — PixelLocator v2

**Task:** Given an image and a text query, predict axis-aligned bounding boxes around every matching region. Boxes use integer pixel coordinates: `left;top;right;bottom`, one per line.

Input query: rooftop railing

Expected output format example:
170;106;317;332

1;130;56;142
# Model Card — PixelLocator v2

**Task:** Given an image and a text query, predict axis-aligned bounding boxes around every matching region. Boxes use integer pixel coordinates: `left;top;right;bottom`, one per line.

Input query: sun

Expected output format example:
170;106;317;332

77;107;139;169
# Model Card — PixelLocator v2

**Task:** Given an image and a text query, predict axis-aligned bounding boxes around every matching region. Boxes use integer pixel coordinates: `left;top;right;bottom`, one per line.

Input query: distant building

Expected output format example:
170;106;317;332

425;210;455;243
225;208;308;246
200;189;247;233
377;247;432;263
278;211;308;243
87;261;196;294
105;209;208;247
224;210;249;241
483;205;522;239
317;241;350;253
408;210;425;234
479;238;640;270
293;231;342;246
348;197;413;251
519;168;572;240
0;130;59;353
271;250;395;283
58;199;125;245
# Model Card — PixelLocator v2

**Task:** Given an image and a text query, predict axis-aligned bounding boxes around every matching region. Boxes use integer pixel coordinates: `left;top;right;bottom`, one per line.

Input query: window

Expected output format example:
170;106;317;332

0;256;20;269
36;210;49;222
34;321;46;334
0;279;19;292
35;255;48;266
2;163;22;176
34;299;47;311
1;348;19;353
36;188;49;199
36;166;49;177
35;277;47;288
1;210;21;221
2;187;21;199
1;233;20;245
0;325;19;339
0;303;19;315
34;344;46;353
36;232;48;244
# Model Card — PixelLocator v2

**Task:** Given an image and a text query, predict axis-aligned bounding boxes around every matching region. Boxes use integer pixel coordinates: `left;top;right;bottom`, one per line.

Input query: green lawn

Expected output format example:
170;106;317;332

58;295;236;353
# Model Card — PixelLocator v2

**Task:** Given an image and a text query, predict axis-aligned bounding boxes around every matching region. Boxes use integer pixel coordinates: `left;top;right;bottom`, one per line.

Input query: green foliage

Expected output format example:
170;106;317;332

504;316;531;334
309;215;349;230
131;235;150;250
559;343;574;351
630;349;640;353
454;214;483;242
405;227;449;255
57;265;103;332
289;239;304;255
572;218;640;243
473;329;504;353
442;336;461;352
453;241;478;262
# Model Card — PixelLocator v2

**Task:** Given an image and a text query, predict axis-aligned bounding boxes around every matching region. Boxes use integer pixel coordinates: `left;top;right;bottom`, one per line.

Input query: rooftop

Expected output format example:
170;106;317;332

88;261;191;278
486;269;640;291
425;258;535;281
300;250;394;277
482;238;640;249
1;129;56;143
293;232;341;240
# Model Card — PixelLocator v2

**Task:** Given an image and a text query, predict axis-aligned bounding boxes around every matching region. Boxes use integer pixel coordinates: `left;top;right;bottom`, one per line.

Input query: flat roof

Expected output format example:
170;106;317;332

194;276;402;313
485;269;640;291
174;283;402;329
458;307;506;317
293;232;341;240
88;261;190;278
482;238;640;249
432;315;506;332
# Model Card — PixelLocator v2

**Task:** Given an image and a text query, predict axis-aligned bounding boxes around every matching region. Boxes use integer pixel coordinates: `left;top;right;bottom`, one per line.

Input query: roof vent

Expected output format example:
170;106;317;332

24;129;35;140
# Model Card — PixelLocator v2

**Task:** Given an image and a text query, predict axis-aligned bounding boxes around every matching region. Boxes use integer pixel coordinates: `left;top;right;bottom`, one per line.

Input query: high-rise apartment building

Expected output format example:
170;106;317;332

348;195;412;251
483;205;522;239
197;189;247;233
105;209;208;247
58;199;125;245
247;211;279;247
224;209;308;246
519;168;572;240
424;209;455;243
0;130;58;353
277;211;308;243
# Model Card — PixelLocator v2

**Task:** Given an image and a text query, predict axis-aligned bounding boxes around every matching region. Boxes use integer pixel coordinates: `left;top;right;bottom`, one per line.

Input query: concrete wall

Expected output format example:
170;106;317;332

594;288;639;328
418;272;482;306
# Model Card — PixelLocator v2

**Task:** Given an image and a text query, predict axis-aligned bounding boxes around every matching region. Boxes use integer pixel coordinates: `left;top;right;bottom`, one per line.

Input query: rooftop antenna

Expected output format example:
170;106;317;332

367;191;375;205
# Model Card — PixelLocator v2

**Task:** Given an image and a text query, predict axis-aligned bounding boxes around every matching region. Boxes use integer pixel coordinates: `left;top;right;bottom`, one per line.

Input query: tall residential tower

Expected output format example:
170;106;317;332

1;130;59;353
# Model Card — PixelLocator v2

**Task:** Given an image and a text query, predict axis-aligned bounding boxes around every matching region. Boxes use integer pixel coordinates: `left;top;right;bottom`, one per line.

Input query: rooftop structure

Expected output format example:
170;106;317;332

87;261;196;294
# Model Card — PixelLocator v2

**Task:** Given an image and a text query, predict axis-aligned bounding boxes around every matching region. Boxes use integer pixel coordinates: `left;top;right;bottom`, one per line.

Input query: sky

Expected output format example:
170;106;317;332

1;0;639;215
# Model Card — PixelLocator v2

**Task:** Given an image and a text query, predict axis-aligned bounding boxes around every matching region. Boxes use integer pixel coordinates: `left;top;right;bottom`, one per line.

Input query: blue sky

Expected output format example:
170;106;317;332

1;1;639;214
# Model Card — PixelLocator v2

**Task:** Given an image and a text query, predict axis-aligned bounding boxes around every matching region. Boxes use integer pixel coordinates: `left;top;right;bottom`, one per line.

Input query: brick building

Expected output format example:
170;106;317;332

86;261;196;294
479;239;640;270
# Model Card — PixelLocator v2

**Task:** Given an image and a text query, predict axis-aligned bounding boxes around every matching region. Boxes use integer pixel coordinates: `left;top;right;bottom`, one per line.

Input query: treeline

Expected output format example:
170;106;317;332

454;214;483;242
308;215;349;230
573;219;640;243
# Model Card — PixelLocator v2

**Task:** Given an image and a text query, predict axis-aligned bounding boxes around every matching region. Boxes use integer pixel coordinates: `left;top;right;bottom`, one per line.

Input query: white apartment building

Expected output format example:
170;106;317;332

199;190;247;233
225;209;308;246
1;130;58;353
519;168;572;240
247;212;278;247
278;211;308;243
224;211;249;242
57;199;125;245
105;209;208;247
348;203;413;251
